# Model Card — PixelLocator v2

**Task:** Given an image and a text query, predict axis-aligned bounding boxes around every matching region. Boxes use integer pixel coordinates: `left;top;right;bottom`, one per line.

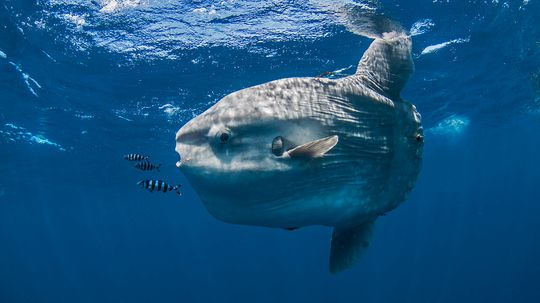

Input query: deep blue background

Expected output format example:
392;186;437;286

1;1;539;302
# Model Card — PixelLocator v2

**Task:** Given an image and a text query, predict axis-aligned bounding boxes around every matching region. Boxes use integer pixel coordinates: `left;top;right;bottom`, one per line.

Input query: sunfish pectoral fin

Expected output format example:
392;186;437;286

329;220;375;274
283;135;338;159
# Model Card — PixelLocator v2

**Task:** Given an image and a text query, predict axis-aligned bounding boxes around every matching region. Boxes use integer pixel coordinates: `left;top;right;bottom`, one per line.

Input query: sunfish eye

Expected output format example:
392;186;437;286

215;127;232;144
220;132;230;143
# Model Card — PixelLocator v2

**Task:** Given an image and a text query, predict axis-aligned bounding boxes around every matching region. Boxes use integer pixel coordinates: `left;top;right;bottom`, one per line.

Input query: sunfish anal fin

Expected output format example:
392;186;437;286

329;220;375;274
283;135;338;159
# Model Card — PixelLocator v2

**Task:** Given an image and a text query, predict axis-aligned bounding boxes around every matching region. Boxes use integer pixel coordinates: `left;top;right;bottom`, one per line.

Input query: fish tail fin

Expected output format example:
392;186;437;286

174;184;182;195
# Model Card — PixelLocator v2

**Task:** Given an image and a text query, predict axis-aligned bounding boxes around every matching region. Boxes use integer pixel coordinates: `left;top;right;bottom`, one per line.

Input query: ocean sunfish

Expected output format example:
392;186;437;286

175;31;423;273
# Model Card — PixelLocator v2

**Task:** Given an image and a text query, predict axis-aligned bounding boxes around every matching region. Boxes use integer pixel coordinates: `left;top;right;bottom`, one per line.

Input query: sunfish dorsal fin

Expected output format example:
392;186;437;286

284;135;338;159
355;32;413;98
330;220;375;274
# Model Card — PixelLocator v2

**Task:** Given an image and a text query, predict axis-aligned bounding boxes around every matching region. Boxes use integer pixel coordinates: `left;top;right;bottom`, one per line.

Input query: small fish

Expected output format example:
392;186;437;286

124;153;149;161
137;180;181;195
134;161;161;172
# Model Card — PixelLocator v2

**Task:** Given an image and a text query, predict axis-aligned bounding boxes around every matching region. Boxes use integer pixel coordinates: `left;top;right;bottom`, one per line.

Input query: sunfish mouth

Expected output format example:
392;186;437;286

176;156;192;168
175;151;182;168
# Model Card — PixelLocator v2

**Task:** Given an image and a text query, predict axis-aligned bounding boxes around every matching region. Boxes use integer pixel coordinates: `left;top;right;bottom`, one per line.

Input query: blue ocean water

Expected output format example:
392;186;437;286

1;0;539;302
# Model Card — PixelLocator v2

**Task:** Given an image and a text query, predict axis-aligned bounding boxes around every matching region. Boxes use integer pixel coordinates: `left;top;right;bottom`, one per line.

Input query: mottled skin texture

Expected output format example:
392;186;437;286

175;34;423;271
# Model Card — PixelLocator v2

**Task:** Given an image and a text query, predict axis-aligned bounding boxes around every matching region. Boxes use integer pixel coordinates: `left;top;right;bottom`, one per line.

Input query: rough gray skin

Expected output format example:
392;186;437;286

175;32;423;273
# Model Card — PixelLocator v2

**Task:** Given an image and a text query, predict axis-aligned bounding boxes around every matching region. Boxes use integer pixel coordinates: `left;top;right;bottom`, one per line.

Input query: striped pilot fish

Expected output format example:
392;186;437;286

124;153;149;161
137;180;181;195
134;161;161;172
